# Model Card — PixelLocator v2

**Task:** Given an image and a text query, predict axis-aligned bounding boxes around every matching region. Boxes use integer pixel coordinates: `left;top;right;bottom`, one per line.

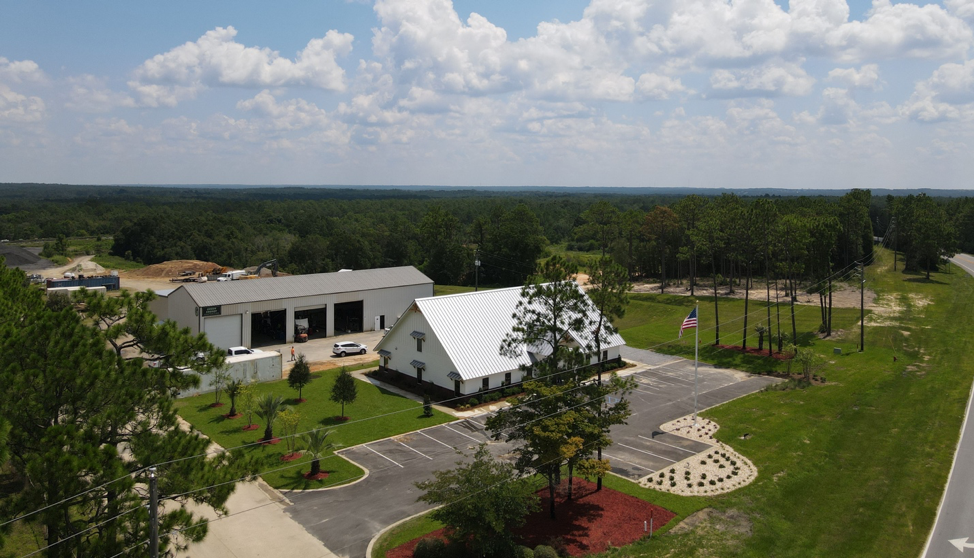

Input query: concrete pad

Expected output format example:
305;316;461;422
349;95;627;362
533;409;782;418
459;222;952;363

178;480;338;558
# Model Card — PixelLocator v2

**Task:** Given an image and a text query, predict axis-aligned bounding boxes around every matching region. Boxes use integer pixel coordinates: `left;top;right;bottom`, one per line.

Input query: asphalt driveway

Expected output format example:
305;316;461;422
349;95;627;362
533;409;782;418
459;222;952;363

285;348;779;557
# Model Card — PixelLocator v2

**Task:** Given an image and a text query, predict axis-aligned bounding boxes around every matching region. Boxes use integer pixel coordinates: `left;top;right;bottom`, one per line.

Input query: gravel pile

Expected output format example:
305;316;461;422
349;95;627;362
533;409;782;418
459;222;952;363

0;245;48;269
639;416;757;496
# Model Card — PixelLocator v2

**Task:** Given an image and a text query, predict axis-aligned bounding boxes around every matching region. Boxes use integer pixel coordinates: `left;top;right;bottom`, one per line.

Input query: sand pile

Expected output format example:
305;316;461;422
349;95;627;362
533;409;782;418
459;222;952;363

123;260;222;278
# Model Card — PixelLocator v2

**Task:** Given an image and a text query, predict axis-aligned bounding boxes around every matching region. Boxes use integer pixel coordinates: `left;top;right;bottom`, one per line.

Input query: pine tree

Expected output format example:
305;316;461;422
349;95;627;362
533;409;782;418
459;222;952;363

288;354;312;402
330;367;358;418
0;261;255;557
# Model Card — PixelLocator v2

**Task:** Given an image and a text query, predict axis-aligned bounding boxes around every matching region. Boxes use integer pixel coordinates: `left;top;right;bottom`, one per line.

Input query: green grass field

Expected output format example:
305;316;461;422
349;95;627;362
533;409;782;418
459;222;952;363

617;292;865;374
91;254;144;270
373;249;974;557
593;249;974;557
174;365;454;491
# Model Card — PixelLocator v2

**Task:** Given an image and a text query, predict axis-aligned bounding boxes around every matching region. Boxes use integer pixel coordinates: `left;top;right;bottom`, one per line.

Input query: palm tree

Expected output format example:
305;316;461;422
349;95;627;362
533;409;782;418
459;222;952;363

225;379;243;416
302;428;337;477
256;395;287;442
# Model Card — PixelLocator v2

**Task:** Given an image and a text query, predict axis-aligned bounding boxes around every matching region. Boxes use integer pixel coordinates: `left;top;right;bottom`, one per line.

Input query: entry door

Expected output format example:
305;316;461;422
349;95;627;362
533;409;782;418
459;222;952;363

374;315;386;331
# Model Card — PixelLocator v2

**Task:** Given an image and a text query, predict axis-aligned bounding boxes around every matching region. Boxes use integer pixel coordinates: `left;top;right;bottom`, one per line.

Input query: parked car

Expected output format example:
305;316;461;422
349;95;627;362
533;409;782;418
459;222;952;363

333;342;368;357
227;346;263;356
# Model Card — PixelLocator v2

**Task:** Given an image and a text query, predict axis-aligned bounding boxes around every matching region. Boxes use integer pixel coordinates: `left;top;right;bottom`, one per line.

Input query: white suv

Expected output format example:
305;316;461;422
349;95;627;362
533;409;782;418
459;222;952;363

332;342;367;356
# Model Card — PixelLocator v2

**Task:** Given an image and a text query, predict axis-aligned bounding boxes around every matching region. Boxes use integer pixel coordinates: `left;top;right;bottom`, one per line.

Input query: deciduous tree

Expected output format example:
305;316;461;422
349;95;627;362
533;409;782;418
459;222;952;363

330;367;358;418
288;354;312;402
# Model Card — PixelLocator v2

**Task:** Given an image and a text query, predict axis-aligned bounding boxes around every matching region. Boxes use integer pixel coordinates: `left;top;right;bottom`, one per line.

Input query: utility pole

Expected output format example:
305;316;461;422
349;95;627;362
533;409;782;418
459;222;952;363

892;217;897;271
474;249;480;292
149;467;159;558
859;262;865;353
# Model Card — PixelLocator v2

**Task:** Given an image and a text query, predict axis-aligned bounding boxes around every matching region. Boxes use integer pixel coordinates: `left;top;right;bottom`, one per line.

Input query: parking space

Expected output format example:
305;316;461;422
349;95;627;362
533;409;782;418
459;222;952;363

288;349;779;557
336;419;495;475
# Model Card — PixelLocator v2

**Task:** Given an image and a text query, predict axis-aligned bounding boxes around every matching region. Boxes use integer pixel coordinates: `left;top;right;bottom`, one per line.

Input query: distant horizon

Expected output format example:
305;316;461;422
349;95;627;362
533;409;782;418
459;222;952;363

4;182;973;197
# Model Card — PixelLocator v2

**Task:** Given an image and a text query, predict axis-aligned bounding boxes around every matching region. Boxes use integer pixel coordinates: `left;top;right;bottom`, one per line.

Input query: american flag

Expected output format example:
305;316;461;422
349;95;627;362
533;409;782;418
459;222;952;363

679;307;698;338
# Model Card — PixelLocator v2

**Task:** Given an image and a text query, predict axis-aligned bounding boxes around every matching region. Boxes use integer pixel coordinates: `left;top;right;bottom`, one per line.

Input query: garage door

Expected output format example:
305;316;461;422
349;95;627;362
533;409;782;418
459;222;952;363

204;314;242;349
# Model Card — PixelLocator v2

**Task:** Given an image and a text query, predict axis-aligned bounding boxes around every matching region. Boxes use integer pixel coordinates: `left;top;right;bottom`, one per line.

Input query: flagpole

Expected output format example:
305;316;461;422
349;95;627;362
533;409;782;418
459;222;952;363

693;303;699;425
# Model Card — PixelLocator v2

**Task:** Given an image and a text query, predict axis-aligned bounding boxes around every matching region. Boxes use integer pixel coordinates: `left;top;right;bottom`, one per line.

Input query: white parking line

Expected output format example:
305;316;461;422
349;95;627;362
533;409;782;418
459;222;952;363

445;425;481;442
637;435;700;454
603;452;654;472
399;441;433;460
364;444;403;468
617;443;678;463
420;430;454;449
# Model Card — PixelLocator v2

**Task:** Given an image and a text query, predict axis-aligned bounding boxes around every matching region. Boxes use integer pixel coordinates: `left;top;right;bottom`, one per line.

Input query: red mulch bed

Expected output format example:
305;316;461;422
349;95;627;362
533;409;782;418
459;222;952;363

280;452;302;462
388;478;675;558
294;398;307;404
241;424;259;431
303;471;330;480
715;344;794;361
209;402;225;408
222;413;242;420
334;416;350;422
260;437;281;445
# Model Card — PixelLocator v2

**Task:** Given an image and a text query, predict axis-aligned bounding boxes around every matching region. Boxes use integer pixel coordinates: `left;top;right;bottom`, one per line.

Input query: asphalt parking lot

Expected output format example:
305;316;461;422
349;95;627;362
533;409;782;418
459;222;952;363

285;348;779;557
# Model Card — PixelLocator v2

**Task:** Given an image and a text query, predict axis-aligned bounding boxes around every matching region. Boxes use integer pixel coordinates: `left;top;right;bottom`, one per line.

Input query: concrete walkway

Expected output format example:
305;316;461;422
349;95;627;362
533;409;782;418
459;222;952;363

178;480;338;558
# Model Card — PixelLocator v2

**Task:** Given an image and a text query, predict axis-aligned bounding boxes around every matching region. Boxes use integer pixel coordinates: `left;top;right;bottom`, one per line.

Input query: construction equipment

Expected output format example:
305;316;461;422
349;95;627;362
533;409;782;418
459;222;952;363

254;259;278;277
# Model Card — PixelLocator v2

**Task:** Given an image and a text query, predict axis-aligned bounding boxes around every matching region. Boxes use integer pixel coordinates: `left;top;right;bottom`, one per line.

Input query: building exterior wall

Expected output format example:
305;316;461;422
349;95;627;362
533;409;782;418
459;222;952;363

380;307;461;391
166;281;433;347
148;294;169;322
177;351;283;398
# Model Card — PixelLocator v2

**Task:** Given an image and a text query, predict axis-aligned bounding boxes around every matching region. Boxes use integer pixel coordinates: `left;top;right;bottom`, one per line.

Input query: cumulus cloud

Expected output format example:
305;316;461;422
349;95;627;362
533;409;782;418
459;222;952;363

902;60;974;122
0;57;46;84
0;84;45;124
710;60;815;97
128;26;353;107
827;64;882;89
636;73;689;100
64;75;136;113
945;0;974;20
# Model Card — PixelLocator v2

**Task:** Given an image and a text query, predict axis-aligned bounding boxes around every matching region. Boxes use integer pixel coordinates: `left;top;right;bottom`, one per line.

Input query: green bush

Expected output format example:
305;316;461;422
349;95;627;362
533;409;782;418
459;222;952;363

516;546;534;558
533;545;559;558
413;537;447;558
468;397;480;406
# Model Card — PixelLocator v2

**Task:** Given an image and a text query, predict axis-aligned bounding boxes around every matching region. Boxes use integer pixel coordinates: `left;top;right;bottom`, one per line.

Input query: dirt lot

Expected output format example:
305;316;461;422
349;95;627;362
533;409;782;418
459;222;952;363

577;272;877;311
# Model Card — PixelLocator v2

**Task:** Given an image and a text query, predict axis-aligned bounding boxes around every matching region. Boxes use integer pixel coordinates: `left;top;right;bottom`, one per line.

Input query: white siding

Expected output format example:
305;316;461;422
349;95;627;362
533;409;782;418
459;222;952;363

380;307;459;392
168;288;201;335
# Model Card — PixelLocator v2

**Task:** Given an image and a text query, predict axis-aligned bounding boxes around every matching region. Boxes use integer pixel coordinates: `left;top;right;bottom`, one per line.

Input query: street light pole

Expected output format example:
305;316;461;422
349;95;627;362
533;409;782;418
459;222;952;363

475;249;480;292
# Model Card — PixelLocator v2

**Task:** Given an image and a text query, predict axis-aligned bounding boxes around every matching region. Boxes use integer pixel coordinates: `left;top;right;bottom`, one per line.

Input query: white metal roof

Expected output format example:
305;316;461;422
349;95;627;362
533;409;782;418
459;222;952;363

174;266;432;308
377;283;626;381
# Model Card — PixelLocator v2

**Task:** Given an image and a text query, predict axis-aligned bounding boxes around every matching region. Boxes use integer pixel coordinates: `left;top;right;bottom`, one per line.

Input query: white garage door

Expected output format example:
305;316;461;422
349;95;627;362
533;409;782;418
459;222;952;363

204;315;242;350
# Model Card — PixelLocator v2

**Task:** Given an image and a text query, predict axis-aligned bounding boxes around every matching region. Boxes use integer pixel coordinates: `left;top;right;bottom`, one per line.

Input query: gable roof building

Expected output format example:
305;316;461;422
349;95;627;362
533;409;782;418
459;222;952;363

373;284;626;397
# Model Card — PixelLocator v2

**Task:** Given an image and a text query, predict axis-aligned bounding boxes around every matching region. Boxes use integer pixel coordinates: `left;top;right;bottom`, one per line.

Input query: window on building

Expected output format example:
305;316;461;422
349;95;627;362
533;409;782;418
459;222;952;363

417;338;423;352
482;377;489;391
602;350;609;362
504;372;511;385
416;368;423;383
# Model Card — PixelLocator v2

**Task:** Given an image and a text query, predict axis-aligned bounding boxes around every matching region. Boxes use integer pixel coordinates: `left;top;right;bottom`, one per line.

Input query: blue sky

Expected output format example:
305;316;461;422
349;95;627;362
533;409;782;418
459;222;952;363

1;0;973;188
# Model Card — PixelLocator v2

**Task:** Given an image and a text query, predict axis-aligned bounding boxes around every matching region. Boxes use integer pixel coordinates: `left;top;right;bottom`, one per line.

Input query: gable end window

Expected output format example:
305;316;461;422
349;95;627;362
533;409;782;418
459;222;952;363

417;337;423;352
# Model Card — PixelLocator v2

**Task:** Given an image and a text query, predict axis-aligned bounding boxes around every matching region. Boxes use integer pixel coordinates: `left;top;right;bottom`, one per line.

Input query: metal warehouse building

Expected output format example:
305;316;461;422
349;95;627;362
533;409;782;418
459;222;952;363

158;266;433;350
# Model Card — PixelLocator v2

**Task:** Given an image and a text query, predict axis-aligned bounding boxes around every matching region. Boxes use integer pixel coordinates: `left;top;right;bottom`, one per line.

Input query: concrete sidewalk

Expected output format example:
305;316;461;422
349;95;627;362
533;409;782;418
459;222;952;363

178;479;338;558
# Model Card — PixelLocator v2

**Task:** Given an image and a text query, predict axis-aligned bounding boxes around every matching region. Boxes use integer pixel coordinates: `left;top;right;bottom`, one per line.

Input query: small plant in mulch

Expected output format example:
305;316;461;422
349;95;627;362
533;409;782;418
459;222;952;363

239;381;259;431
280;452;302;462
709;480;716;485
697;481;704;487
278;407;301;456
700;460;707;465
302;428;337;481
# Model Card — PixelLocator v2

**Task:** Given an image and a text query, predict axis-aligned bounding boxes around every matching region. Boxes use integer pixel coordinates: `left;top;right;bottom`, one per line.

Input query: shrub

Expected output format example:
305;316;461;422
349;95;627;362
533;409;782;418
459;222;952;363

659;472;665;478
669;468;675;474
468;397;480;406
533;545;559;558
731;460;737;466
670;481;676;487
700;460;707;465
668;475;674;481
709;480;716;485
718;477;724;483
700;473;707;479
657;480;663;486
697;481;704;487
707;454;713;459
516;546;534;558
413;537;447;558
719;464;726;469
687;483;693;488
732;470;739;476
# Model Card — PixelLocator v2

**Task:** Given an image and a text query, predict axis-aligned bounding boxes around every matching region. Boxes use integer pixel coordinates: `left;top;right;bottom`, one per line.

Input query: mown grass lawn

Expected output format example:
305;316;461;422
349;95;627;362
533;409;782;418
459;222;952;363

174;365;454;491
617;290;865;374
596;249;974;557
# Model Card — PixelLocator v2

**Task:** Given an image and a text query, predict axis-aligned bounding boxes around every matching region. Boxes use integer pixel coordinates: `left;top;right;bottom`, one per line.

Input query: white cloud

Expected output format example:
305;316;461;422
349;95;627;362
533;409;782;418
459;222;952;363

945;0;974;20
827;64;882;89
237;90;332;131
64;75;136;113
823;0;973;62
0;57;46;84
0;84;45;124
902;60;974;122
818;87;857;125
129;26;353;107
636;73;689;100
710;60;815;97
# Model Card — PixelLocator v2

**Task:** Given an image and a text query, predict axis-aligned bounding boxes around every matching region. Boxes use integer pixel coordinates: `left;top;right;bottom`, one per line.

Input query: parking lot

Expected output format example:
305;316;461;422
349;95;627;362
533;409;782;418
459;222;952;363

285;348;779;557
